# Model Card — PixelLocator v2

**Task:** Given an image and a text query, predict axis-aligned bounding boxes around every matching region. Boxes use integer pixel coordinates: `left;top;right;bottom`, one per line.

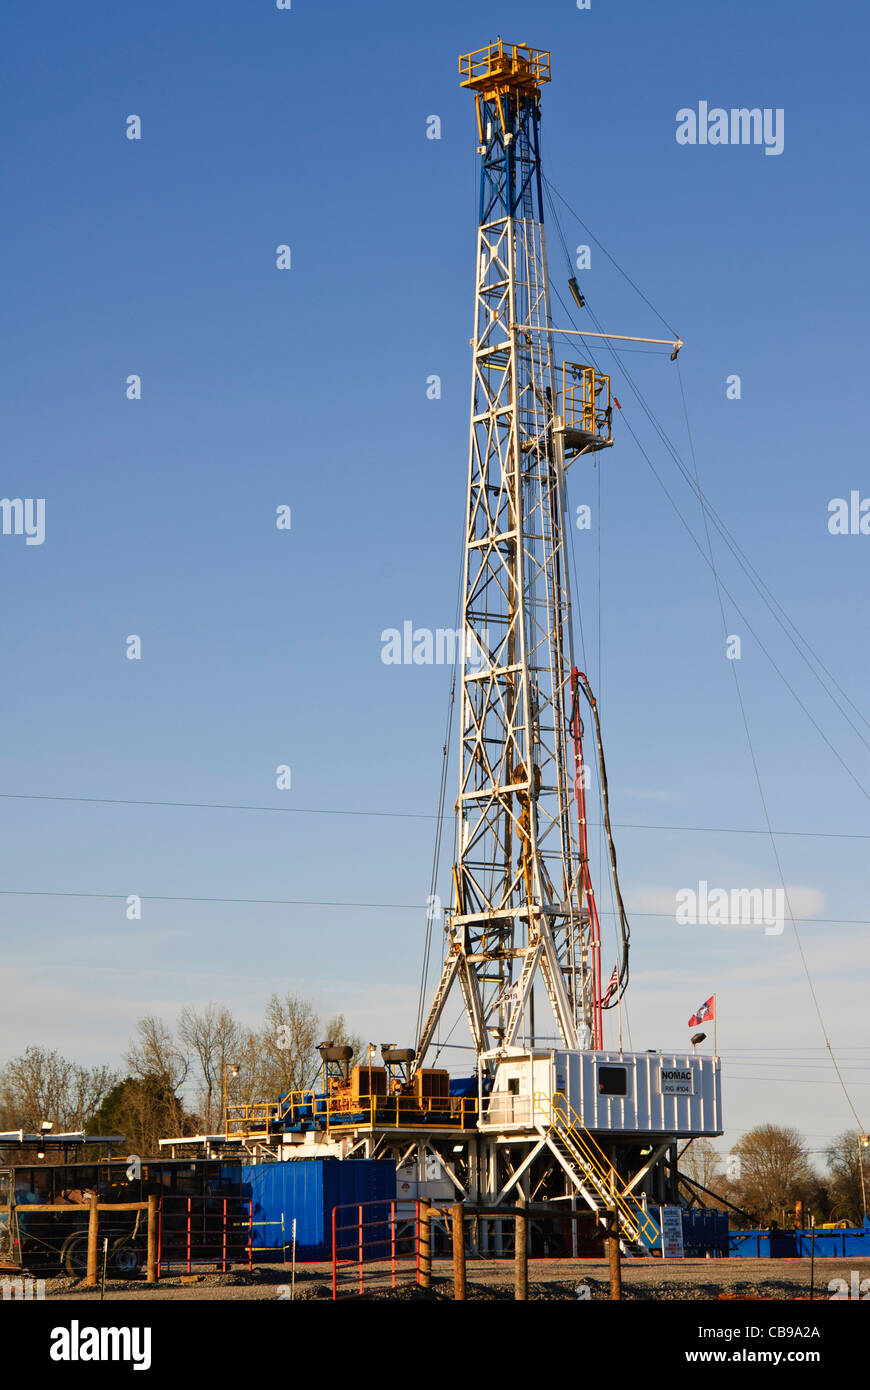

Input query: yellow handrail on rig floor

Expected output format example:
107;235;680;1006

225;1092;478;1140
535;1091;660;1247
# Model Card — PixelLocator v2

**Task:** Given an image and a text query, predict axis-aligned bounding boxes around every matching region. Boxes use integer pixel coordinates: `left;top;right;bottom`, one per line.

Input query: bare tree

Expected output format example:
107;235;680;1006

126;1017;188;1090
1;993;364;1157
178;1004;242;1131
733;1124;815;1225
825;1130;869;1224
257;993;321;1098
229;997;365;1110
322;1013;363;1067
679;1137;722;1192
125;1017;189;1135
0;1047;118;1133
232;1026;268;1111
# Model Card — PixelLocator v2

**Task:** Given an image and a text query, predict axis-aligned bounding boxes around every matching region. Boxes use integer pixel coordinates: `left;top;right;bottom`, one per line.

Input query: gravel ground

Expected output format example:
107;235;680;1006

34;1256;869;1301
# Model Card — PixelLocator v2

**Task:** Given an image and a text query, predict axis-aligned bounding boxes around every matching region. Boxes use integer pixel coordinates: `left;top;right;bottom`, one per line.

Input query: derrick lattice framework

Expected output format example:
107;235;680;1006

416;43;596;1068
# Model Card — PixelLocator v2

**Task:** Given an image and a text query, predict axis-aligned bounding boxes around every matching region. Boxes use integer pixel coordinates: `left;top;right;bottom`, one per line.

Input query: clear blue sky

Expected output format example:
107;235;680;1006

1;0;869;1158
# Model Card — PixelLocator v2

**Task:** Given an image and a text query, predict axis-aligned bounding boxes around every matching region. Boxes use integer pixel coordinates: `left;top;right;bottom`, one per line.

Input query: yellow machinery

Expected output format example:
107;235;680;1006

459;40;550;142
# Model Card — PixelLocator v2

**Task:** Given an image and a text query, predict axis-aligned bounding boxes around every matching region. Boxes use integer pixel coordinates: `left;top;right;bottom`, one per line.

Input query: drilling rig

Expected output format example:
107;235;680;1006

225;41;723;1256
413;40;607;1069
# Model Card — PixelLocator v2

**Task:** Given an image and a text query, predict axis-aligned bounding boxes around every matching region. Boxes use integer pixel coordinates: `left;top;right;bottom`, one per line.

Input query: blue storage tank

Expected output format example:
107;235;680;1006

241;1158;397;1261
449;1074;477;1098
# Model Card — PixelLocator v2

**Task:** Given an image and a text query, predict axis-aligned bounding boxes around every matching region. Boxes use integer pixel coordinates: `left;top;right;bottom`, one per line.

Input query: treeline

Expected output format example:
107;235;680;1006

681;1127;868;1228
2;1027;866;1229
0;993;360;1157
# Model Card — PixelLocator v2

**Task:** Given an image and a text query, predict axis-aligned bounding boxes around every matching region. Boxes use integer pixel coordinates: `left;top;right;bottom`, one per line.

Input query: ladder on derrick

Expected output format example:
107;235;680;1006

534;1092;660;1256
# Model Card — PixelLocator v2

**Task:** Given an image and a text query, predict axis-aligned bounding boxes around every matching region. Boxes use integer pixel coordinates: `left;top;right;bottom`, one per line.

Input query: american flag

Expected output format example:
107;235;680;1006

601;964;619;1007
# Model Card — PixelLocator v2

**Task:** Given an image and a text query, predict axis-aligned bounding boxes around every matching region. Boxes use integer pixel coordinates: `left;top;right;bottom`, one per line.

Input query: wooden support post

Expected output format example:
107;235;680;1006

608;1207;622;1301
418;1198;432;1289
85;1192;99;1287
514;1194;528;1301
146;1195;158;1284
451;1201;466;1301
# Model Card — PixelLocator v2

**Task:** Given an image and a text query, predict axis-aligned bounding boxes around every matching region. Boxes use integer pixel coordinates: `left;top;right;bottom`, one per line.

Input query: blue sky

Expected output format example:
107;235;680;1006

1;0;869;1159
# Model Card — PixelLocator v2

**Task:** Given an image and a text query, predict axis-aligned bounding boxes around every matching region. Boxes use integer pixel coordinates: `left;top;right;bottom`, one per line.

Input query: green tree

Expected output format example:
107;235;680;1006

89;1076;198;1157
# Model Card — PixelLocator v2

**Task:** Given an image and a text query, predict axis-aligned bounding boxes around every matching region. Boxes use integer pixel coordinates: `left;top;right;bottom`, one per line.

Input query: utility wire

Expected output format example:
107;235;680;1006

556;278;870;806
544;188;866;1125
675;357;864;1132
415;516;468;1045
0;791;436;820
3;788;870;843
416;660;459;1044
544;176;681;338
545;177;870;758
2;888;869;924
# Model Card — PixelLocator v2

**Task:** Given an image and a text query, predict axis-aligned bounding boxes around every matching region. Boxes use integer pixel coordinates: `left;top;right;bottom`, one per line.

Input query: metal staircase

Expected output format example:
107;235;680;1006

535;1093;660;1255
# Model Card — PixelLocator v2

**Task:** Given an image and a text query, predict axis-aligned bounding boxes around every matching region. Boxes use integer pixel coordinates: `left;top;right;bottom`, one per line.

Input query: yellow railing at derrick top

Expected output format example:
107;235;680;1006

225;1091;478;1137
534;1091;660;1247
459;41;551;94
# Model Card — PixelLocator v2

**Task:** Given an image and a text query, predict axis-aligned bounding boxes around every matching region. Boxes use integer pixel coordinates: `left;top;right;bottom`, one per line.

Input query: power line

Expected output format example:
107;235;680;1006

725;1061;870;1072
722;1073;870;1088
0;889;421;910
3;887;870;924
719;1047;870;1053
0;791;436;820
611;820;870;842
1;788;868;844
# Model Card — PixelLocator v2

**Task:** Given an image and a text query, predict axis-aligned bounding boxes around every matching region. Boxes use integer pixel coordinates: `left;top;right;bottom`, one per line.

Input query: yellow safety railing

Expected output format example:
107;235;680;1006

560;363;611;442
226;1091;478;1139
535;1092;660;1248
224;1101;281;1140
459;40;551;93
321;1094;478;1131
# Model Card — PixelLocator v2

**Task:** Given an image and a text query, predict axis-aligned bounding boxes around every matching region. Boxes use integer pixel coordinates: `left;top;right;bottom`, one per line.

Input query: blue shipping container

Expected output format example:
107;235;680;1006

730;1222;870;1258
241;1159;397;1261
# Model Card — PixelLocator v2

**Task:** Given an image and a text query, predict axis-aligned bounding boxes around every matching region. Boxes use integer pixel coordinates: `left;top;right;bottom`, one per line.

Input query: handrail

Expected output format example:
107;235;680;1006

226;1090;479;1138
534;1091;660;1246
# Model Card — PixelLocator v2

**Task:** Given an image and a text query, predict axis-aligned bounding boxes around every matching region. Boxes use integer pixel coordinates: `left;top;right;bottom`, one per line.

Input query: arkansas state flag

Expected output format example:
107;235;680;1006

688;995;715;1027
